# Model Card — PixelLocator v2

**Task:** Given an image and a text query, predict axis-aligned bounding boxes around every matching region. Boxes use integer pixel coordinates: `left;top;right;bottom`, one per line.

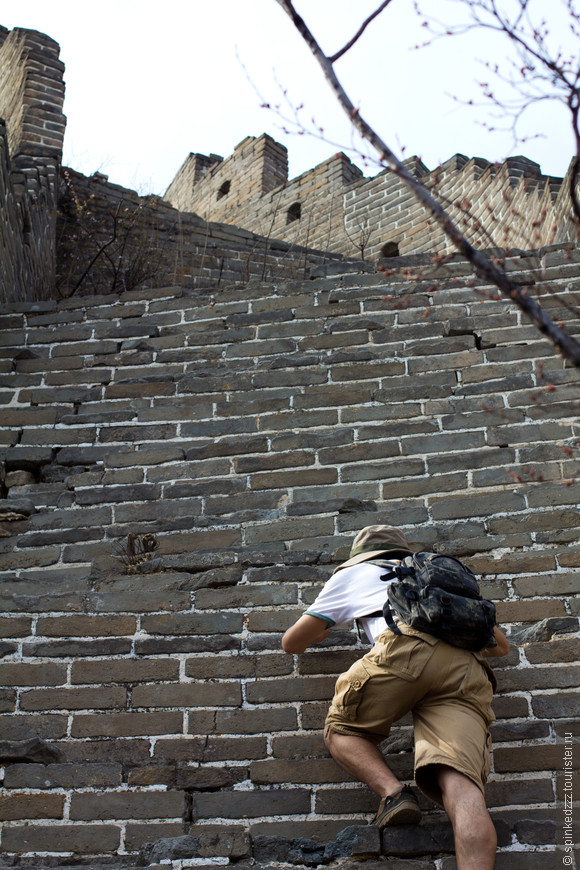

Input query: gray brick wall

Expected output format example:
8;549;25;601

0;28;66;303
0;248;578;867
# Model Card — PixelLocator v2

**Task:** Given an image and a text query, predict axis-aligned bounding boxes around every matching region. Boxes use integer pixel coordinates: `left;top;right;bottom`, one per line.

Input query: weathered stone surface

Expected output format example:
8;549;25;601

0;737;64;764
0;497;36;520
137;836;201;864
252;835;326;866
508;617;579;644
323;825;381;860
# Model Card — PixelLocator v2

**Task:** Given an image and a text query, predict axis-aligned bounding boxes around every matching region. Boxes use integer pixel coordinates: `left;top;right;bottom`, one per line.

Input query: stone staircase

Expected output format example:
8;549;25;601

0;248;578;868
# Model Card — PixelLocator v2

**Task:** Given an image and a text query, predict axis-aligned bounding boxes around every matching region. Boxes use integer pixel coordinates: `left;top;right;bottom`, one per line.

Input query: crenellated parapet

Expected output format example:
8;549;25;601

165;137;574;262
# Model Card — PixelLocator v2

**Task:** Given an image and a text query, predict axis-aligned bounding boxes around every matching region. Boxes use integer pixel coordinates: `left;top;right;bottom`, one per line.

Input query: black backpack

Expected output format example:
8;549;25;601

367;552;496;652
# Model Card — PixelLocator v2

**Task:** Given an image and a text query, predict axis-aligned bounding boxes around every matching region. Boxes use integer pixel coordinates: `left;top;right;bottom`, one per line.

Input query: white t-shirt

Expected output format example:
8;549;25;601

305;560;399;644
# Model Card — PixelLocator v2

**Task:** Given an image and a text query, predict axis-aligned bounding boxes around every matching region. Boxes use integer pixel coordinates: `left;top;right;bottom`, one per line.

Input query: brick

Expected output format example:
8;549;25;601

298;649;363;675
128;764;177;786
532;691;580;719
489;509;580;536
152;738;206;761
250;758;348;784
271;733;328;759
429;491;526;519
87;588;190;613
381;471;467;499
245;517;335;545
70;789;184;820
0;687;16;711
527;482;580;508
195;583;297;610
0;546;61;571
486;776;554;808
0;792;64;820
314;786;381;814
105;445;185;467
201;736;267;761
0;617;32;638
154;735;267;762
318;439;401;466
198;707;297;735
193;788;310;819
132;681;241;707
493;743;564;772
72;658;179;684
249;817;353;844
174;766;242;790
203;490;282;518
36;614;137;637
373;371;457;402
249;467;338;490
3;762;122;789
246;676;336;704
136;635;241;655
468;552;558;575
74;483;162;505
185;654;292;679
156;528;242;553
523;637;580;663
0;714;68;741
498;665;580;693
20;686;127;711
491;695;530;719
141;612;243;635
115;498;203;529
0;662;66;687
235;450;315;473
71;711;183;738
1;824;121;853
123;823;189;850
23;639;133;657
491;719;550;743
342;459;425;482
495;599;567;622
247;610;303;632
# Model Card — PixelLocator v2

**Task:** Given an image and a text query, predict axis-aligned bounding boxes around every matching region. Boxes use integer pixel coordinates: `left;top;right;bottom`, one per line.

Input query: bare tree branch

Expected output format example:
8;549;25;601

274;0;580;367
329;1;394;63
416;0;580;217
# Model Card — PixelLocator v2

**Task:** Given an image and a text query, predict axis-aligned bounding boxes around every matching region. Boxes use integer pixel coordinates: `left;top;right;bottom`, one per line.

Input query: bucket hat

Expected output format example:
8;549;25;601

335;524;413;571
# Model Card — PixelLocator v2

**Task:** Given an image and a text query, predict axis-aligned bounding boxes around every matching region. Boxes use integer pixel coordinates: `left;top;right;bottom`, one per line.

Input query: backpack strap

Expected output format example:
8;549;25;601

383;604;402;636
355;566;400;638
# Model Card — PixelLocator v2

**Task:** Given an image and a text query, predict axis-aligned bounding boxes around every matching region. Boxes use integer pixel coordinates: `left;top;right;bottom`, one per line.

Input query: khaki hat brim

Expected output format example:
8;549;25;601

334;547;412;572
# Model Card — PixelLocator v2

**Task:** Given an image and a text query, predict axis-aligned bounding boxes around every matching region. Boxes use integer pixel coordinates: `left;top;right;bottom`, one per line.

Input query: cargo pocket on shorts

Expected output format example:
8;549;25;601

332;660;372;721
459;656;495;726
372;630;438;681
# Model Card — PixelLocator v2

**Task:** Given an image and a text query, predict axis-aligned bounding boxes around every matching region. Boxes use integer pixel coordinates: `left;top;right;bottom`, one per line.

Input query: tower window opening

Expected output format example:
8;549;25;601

287;202;301;223
217;180;231;200
381;241;400;258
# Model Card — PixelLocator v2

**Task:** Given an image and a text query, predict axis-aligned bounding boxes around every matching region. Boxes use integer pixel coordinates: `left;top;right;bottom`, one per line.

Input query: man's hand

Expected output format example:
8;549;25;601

282;614;332;654
482;626;510;657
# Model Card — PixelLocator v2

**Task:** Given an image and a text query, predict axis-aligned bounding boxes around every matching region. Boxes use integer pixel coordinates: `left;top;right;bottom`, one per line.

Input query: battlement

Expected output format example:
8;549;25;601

164;135;569;263
0;22;575;304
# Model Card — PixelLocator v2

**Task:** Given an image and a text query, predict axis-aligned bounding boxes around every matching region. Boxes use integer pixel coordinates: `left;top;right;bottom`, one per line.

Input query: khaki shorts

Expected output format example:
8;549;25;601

324;627;496;808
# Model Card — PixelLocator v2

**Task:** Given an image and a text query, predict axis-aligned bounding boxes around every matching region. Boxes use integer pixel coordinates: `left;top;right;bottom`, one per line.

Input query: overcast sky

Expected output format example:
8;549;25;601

5;0;576;195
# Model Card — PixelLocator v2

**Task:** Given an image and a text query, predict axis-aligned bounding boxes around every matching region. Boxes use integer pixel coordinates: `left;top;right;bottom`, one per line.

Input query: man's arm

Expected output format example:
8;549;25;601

282;614;331;654
482;626;510;657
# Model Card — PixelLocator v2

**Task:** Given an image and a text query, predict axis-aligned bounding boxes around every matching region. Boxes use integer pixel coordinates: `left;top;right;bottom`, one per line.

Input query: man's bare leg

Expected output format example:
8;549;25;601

324;729;402;797
436;765;496;870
